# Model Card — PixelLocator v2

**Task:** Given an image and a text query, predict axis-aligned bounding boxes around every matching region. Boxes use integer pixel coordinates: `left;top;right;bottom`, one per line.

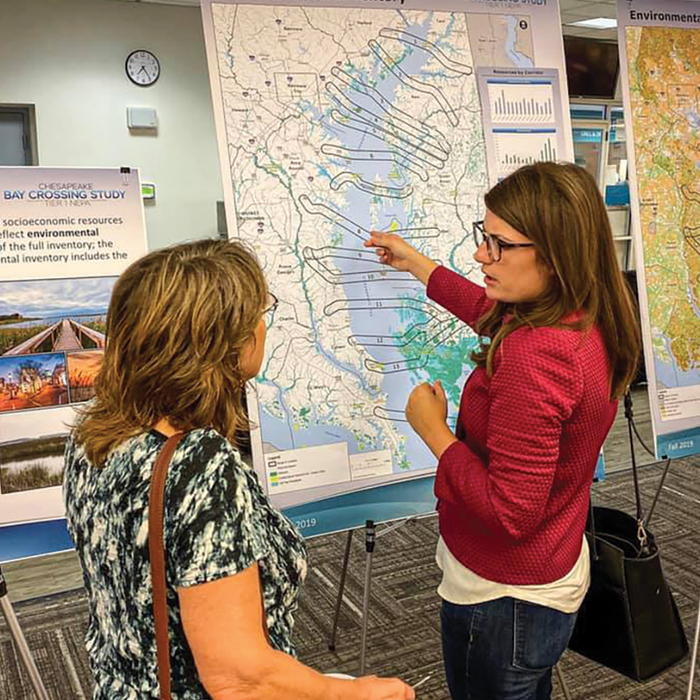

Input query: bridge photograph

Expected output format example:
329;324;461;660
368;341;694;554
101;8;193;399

3;317;106;356
0;276;115;356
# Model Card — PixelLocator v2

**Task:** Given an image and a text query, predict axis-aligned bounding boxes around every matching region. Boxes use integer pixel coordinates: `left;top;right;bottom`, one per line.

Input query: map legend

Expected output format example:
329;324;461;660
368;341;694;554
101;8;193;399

264;443;351;495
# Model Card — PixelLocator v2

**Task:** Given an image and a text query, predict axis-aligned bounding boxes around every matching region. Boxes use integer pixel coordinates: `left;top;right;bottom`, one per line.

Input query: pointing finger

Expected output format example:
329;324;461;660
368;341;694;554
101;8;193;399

369;230;391;245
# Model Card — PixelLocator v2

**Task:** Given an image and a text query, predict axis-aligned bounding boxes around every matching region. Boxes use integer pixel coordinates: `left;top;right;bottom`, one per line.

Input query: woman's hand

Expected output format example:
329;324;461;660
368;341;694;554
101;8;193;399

364;231;439;285
352;675;415;700
406;380;448;434
181;565;415;700
364;231;418;272
405;381;458;459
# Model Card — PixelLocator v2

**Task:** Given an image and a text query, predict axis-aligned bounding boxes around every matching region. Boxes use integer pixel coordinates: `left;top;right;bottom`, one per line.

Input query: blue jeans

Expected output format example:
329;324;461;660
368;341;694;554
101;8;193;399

440;597;578;700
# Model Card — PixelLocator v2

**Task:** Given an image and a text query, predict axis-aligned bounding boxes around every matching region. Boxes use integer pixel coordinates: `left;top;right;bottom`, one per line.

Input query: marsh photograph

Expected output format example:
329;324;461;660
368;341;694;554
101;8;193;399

0;407;76;493
67;350;103;403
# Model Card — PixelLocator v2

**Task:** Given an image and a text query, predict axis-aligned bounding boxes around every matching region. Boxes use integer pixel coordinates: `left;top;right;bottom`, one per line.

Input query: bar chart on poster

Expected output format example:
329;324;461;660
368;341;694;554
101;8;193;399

477;68;567;186
493;128;559;171
487;82;555;124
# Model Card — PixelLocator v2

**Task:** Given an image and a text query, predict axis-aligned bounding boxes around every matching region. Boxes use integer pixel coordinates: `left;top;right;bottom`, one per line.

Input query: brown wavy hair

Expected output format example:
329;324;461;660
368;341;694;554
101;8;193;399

76;239;267;466
472;162;641;400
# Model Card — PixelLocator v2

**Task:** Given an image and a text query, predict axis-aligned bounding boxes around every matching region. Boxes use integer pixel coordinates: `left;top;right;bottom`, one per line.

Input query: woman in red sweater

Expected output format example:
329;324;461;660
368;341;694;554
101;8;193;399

366;162;641;700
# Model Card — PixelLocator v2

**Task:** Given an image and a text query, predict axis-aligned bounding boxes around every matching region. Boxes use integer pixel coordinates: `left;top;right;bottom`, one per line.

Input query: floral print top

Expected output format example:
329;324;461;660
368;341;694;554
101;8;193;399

64;428;307;700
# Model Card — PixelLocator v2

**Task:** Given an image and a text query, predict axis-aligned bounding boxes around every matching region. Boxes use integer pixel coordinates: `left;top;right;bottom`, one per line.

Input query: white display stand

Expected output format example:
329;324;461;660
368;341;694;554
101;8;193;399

0;565;50;700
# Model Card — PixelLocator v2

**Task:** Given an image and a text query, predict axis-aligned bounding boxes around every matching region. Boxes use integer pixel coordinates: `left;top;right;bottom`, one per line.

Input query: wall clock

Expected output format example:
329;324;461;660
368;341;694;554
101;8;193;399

126;50;160;87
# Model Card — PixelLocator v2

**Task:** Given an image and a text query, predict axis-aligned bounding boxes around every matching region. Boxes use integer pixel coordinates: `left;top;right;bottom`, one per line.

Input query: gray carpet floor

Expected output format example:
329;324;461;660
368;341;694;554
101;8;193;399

1;407;699;698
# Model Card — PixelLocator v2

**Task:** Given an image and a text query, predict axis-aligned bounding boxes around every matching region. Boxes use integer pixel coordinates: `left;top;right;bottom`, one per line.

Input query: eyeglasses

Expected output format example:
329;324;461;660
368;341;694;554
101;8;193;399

263;292;278;318
472;220;535;262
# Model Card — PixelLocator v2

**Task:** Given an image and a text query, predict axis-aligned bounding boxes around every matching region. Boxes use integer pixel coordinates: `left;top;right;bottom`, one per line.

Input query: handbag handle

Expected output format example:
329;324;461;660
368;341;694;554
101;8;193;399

589;392;649;558
587;497;599;561
149;433;186;700
624;391;649;554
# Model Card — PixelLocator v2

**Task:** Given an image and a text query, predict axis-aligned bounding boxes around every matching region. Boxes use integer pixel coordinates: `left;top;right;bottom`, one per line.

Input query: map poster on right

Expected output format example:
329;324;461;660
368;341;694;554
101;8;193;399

618;0;700;459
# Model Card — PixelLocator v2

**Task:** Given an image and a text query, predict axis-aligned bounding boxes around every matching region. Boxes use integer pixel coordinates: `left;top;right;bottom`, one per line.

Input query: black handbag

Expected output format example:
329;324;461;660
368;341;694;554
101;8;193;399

569;405;688;681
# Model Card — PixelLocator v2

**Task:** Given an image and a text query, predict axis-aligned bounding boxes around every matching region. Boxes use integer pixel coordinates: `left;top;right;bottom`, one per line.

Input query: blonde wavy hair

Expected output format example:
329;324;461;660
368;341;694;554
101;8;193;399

76;239;267;466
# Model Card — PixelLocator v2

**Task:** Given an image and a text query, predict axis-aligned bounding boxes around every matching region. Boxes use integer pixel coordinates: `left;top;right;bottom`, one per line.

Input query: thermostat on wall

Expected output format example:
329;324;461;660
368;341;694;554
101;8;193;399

141;183;156;200
127;107;158;129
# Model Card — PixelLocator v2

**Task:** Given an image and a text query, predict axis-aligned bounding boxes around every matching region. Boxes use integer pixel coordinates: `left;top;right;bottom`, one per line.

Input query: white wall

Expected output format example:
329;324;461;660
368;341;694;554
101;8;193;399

0;0;224;250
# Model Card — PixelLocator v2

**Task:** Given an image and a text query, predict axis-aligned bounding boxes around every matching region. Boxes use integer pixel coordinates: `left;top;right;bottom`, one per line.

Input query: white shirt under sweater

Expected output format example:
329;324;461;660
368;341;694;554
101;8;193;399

436;535;590;614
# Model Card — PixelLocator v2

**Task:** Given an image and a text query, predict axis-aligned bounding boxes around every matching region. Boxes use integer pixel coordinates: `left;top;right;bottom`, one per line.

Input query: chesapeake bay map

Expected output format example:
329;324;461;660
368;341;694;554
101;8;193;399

206;2;547;500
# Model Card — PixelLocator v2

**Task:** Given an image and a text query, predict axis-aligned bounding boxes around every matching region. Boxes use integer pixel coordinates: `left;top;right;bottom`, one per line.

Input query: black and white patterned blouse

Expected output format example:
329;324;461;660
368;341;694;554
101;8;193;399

63;428;307;700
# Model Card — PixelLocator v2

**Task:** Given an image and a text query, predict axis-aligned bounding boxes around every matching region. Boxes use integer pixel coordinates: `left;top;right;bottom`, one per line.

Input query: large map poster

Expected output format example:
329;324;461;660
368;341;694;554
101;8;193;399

619;0;700;459
202;0;572;530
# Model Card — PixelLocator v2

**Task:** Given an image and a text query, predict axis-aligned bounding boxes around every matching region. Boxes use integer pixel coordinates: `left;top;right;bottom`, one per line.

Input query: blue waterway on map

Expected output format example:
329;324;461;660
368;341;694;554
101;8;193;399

504;16;534;68
2;313;105;329
685;109;700;130
653;286;700;388
655;338;700;388
259;12;474;469
261;395;364;454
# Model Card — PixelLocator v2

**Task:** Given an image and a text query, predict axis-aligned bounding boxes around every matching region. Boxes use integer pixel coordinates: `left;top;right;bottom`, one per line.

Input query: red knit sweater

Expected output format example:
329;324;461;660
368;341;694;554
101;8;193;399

427;266;617;585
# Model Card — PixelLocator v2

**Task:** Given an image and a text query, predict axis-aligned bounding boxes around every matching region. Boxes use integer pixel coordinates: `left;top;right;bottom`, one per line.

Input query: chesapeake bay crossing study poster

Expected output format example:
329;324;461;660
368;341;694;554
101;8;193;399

0;167;148;528
201;0;574;535
618;0;700;459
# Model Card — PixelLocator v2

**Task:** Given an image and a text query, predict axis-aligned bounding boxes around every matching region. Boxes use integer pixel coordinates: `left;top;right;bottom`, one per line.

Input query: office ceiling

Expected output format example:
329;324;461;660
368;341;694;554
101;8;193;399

119;0;621;39
117;0;700;42
559;0;619;41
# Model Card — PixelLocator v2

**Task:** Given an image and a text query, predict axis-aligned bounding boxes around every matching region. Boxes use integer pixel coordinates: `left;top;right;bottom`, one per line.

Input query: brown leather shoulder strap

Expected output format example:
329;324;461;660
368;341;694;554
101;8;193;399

149;433;185;700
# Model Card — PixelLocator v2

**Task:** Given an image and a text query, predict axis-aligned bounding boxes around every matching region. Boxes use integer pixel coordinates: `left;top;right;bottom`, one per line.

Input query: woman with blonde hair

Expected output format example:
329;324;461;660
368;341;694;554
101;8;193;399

366;162;641;700
64;239;414;700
